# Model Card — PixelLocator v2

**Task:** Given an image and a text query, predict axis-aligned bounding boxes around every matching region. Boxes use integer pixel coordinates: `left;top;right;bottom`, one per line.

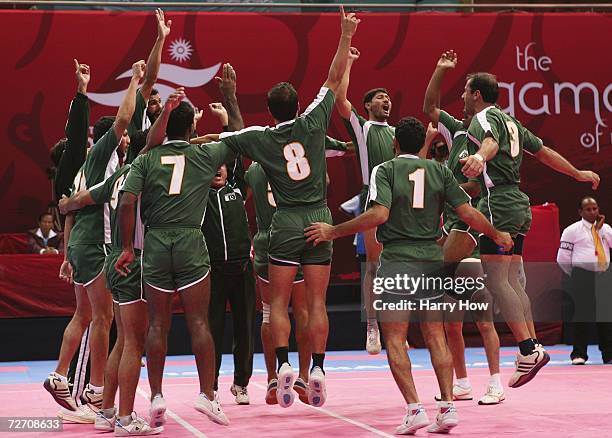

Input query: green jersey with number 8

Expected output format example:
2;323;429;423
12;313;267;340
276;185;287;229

121;140;235;228
220;87;334;208
369;155;470;244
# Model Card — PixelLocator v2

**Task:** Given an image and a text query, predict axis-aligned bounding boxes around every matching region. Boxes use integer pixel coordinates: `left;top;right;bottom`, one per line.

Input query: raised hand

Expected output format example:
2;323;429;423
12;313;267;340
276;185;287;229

164;87;186;112
437;50;458;70
132;60;146;81
576;170;600;190
156;8;171;39
193;106;204;128
209;102;229;126
215;63;237;97
426;122;439;141
74;59;90;93
348;47;360;62
340;5;360;38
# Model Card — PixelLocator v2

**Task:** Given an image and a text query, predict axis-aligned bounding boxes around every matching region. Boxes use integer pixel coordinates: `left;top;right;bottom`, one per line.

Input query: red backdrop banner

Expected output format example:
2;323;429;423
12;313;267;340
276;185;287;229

1;11;610;278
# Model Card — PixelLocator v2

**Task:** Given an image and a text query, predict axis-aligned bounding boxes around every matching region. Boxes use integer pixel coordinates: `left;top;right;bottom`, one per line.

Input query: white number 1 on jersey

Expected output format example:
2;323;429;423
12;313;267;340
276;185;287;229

408;168;425;209
161;155;185;195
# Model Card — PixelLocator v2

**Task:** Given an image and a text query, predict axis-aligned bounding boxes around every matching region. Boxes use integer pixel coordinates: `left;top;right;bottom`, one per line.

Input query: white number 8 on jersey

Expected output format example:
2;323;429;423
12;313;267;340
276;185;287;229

283;142;311;181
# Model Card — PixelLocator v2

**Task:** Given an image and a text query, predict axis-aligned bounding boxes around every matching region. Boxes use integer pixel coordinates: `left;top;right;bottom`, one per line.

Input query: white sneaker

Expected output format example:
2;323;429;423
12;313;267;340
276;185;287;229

366;321;382;355
43;372;77;411
293;377;309;404
80;383;103;412
276;363;296;408
308;366;327;408
149;394;166;428
265;379;278;405
95;408;116;431
508;345;550;388
427;403;459;434
230;384;250;405
114;412;163;436
396;405;429;435
478;385;505;405
435;384;473;401
58;404;97;423
571;357;586;365
195;392;229;426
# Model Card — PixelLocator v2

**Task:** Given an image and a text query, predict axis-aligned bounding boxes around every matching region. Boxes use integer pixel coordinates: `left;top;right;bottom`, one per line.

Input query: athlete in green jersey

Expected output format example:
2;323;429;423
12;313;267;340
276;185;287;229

306;116;512;434
215;7;360;409
335;47;395;355
460;69;600;389
116;92;234;426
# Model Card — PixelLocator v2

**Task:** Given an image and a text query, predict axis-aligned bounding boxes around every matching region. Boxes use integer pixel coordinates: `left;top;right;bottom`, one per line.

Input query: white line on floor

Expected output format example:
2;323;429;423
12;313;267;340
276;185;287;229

136;387;208;438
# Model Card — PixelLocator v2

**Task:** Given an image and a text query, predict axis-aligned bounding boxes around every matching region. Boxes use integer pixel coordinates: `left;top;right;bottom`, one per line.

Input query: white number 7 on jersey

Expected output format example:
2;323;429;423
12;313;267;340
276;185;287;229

161;155;185;195
408;168;425;209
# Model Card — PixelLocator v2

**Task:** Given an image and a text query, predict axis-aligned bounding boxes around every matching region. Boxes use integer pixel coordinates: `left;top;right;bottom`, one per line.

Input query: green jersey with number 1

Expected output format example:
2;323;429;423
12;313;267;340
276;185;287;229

121;141;235;228
369;155;470;244
220;87;334;208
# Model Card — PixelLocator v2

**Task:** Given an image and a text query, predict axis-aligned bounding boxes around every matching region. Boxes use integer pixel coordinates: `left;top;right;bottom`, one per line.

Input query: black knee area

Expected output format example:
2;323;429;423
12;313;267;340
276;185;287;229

479;235;513;255
302;259;332;266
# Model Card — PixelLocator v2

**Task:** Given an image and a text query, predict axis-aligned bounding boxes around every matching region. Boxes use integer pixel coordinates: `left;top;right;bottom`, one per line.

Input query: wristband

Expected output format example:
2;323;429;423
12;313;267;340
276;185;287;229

474;153;485;163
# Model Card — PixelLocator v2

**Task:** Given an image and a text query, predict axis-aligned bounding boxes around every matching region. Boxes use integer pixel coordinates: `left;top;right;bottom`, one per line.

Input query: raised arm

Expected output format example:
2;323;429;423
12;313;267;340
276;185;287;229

335;47;360;120
423;50;457;125
140;8;171;100
216;63;244;131
140;87;185;155
534;145;600;189
323;6;360;93
113;61;146;139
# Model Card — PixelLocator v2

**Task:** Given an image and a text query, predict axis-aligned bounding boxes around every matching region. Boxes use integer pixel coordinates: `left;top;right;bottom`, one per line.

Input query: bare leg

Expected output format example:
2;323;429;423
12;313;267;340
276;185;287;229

291;281;310;381
269;264;299;353
258;277;277;382
55;284;91;376
380;321;419;403
420;312;453;402
117;301;148;417
363;228;383;323
101;302;123;410
85;273;114;386
144;285;173;399
509;255;536;339
302;264;331;355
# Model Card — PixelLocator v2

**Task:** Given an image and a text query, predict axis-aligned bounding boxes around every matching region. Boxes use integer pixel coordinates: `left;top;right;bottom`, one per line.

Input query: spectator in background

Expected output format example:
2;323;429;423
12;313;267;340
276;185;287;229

557;196;612;365
431;139;449;164
146;88;162;126
28;212;63;254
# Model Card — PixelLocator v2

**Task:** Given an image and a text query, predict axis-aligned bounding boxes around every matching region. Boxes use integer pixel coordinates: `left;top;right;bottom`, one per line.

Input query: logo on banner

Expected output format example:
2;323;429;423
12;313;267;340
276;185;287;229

88;38;221;108
500;42;611;153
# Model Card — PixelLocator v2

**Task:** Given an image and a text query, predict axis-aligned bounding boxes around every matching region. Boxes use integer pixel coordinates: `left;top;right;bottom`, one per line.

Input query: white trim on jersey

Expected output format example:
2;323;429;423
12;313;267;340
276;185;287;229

219;125;268;139
475;105;495;133
134;196;145;251
438;121;454;149
216;191;228;262
368;163;383;202
275;119;295;129
103;153;119;245
324;149;346;158
397;154;419;159
349;112;369;185
301;86;330;117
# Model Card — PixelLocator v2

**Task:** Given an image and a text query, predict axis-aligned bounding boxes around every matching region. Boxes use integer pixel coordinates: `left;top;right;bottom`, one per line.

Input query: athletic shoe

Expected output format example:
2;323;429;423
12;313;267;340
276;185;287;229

80;383;103;412
435;384;473;401
396;405;429;435
58;404;96;424
230;384;250;405
276;363;296;408
366;321;382;355
149;394;166;428
195;392;229;425
426;404;459;434
508;345;550;388
293;377;309;404
44;372;77;411
308;366;327;407
114;412;163;436
478;386;505;405
265;379;278;405
571;357;586;365
95;408;117;431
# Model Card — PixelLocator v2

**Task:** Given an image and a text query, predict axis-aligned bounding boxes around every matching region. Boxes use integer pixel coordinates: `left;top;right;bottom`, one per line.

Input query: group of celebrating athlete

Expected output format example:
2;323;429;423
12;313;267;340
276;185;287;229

43;6;600;436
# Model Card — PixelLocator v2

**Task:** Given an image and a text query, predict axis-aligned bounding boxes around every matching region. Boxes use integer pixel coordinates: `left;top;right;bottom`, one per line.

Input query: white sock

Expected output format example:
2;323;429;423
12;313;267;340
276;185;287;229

88;384;104;394
437;400;454;409
54;372;68;383
119;415;132;426
102;407;115;418
456;377;471;389
489;373;502;389
407;403;423;412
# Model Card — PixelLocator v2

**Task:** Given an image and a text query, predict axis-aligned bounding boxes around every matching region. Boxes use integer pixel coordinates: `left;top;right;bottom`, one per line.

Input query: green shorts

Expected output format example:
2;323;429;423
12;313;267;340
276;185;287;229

143;228;210;292
67;243;109;286
104;249;144;305
269;203;333;265
442;214;480;247
478;185;531;236
253;231;304;283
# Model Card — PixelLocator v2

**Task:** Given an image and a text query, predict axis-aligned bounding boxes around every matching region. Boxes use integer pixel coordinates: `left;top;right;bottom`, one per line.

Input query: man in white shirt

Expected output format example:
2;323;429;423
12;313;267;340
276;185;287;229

557;196;612;365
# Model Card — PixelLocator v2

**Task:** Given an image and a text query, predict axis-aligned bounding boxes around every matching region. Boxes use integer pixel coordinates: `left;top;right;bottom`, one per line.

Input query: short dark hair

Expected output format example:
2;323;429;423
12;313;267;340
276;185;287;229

267;82;299;122
579;196;597;209
38;212;52;222
126;129;148;164
467;73;499;104
50;138;68;166
151;88;159;96
166;101;194;139
93;116;116;143
394;117;426;154
362;88;388;112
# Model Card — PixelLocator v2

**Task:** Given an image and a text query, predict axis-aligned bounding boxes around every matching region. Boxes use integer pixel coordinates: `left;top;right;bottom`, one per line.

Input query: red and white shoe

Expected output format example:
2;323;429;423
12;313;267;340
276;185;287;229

508;345;550;388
